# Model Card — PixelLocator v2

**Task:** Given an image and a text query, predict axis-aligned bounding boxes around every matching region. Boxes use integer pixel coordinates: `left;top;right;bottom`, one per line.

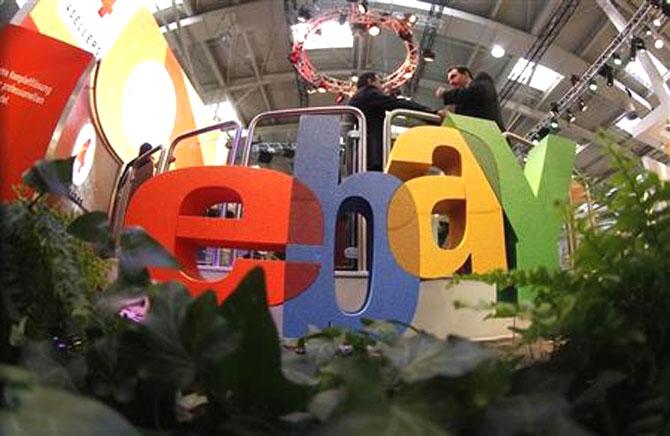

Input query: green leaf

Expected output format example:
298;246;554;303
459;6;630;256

0;384;139;435
214;268;308;415
317;358;450;436
118;226;179;282
382;334;493;383
361;319;401;344
67;212;114;256
479;394;590;436
123;284;237;390
21;157;74;197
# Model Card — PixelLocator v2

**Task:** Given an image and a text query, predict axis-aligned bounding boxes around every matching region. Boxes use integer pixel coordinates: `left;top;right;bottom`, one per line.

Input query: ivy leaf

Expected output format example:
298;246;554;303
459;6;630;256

67;211;114;257
316;358;449;436
0;384;139;435
213;268;309;415
118;226;179;283
21;157;74;197
123;284;238;391
382;334;493;383
479;394;590;436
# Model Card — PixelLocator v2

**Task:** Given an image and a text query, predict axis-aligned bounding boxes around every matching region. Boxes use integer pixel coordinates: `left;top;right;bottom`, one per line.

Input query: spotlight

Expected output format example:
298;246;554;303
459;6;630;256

645;25;653;36
357;0;368;14
338;12;347;25
653;17;662;27
598;64;614;87
423;48;436;62
578;98;588;112
297;5;312;22
633;36;646;51
613;53;622;66
655;38;664;49
550;117;559;129
566;111;576;123
550;102;560;114
405;13;417;25
399;29;413;42
368;24;380;36
350;74;358;82
570;74;580;86
490;44;505;58
588;78;598;91
403;71;414;79
317;84;327;93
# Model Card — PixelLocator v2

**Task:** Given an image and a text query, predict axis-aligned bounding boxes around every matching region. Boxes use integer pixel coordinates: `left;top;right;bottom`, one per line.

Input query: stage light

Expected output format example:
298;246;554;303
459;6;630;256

653;17;662;27
566;111;576;123
588;79;598;91
317;85;327;93
357;0;368;14
368;24;380;36
550;102;559;114
423;48;435;62
297;5;312;22
646;25;653;36
350;74;358;82
403;71;414;79
570;74;580;86
655;38;664;49
578;98;588;112
633;36;646;51
338;12;347;25
613;53;622;65
406;13;417;25
490;44;505;58
550;118;559;129
598;64;614;87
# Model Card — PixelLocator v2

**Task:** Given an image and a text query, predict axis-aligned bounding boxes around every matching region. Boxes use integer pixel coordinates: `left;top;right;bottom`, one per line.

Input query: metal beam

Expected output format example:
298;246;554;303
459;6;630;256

241;32;273;112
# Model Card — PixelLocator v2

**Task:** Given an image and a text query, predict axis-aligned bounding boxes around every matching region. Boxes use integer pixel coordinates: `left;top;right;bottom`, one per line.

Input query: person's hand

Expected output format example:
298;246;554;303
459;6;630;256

437;108;449;118
435;86;447;99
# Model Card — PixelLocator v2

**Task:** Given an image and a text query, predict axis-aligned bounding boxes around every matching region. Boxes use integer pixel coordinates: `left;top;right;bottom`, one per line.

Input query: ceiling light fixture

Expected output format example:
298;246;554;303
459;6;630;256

550;118;559;129
613;53;622;66
655;38;665;49
490;44;505;58
368;24;380;36
588;78;598;91
578;98;588;112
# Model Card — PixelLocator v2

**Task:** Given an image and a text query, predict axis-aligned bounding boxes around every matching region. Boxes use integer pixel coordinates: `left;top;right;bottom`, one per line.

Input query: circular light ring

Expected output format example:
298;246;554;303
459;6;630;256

289;7;418;95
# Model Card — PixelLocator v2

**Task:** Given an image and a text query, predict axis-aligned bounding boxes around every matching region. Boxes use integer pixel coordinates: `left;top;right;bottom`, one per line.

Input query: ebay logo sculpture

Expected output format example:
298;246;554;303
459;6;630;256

124;114;576;336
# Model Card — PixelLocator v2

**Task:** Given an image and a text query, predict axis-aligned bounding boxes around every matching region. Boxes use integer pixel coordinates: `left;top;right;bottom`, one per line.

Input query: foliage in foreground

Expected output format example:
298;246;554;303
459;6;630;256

470;138;670;434
5;145;670;434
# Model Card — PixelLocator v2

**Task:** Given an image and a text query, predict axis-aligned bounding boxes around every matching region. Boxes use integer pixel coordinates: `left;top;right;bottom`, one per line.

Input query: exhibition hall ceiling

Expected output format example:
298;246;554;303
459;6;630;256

8;0;669;179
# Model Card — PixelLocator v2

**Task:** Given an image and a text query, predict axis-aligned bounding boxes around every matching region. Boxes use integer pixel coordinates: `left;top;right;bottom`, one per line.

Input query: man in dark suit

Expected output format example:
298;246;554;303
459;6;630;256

435;65;505;131
350;72;437;171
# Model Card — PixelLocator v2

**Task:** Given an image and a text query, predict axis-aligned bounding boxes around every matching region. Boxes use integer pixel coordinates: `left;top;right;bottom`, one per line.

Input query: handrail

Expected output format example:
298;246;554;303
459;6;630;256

242;105;368;271
382;109;441;166
110;145;163;240
502;131;536;153
242;106;367;170
158;120;243;173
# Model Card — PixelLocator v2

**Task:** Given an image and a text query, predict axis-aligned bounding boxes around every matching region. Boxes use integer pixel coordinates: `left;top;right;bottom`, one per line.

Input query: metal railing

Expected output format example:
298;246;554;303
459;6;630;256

158;120;243;173
243;106;368;271
110;144;163;240
242;106;367;169
382;108;442;167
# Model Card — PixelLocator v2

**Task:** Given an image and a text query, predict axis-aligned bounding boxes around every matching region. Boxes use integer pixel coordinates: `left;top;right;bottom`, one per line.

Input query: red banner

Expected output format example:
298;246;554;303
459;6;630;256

0;24;93;200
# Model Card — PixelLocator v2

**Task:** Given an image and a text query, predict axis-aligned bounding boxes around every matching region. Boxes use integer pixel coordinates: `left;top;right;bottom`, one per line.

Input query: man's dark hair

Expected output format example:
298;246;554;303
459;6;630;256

139;143;152;156
446;65;473;79
357;72;380;89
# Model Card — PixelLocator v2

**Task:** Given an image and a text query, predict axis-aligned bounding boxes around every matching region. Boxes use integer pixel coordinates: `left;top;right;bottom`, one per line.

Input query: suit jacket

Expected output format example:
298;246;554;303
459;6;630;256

442;72;505;131
350;85;435;171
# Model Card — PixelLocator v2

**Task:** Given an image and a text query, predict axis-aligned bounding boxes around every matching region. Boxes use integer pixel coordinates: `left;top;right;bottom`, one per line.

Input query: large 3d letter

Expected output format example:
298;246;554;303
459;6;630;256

124;166;322;305
443;114;576;301
386;126;507;277
282;115;420;337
